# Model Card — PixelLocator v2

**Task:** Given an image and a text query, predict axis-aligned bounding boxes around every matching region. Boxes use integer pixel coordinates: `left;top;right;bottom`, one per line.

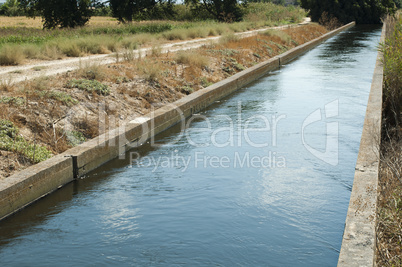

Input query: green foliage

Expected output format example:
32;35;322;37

382;15;402;136
0;0;25;16
67;79;110;95
38;90;78;106
185;0;245;22
66;130;86;146
300;0;397;24
20;0;99;28
200;77;213;87
173;4;214;21
0;96;26;106
109;0;175;23
0;119;18;138
0;119;52;163
242;2;306;23
180;85;193;94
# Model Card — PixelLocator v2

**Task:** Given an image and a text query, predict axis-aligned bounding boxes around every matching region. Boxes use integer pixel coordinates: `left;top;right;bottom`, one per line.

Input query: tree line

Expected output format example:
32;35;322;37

0;0;400;29
300;0;400;24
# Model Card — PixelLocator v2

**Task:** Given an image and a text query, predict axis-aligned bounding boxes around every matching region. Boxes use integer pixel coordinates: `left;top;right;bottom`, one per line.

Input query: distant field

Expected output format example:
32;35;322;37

0;16;120;28
0;3;307;66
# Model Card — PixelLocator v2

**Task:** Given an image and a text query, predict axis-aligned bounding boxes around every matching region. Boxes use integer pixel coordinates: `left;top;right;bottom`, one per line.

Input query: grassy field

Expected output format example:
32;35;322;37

0;3;306;65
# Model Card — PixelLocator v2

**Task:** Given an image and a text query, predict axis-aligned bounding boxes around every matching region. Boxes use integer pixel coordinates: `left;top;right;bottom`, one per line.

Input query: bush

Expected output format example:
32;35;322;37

67;79;110;95
0;119;52;163
0;96;25;106
175;51;209;68
0;45;24;65
382;14;402;137
242;2;306;23
38;90;78;106
66;130;86;146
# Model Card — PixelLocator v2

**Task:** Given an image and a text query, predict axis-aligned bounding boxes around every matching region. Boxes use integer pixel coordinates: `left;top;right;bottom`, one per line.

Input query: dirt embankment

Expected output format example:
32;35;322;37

0;24;327;179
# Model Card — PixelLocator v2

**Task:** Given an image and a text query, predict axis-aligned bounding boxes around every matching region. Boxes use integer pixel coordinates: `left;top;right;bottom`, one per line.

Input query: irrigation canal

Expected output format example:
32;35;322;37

0;25;382;266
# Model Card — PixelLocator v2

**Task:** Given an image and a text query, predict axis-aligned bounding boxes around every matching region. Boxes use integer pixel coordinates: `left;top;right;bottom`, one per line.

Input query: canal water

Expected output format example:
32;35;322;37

0;25;382;266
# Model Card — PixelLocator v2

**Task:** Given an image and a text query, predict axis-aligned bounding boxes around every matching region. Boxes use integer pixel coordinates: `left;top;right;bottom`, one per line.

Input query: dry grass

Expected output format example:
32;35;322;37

76;62;108;81
0;45;24;65
0;24;328;179
0;4;307;66
262;29;292;44
219;33;240;44
0;16;118;28
376;13;402;267
0;76;15;92
175;50;209;68
135;59;166;83
377;138;402;267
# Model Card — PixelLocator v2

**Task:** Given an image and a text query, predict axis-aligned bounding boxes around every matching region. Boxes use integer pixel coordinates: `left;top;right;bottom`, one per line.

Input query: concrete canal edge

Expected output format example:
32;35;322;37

337;23;385;267
0;22;355;221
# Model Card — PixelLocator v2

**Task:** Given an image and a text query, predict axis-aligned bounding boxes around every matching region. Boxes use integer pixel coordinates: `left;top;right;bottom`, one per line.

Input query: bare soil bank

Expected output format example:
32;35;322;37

0;24;327;179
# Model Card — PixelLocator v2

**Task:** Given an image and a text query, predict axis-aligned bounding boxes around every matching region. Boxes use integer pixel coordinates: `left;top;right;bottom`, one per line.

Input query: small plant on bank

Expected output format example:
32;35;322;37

0;119;52;163
67;79;110;96
65;130;86;147
0;96;25;106
38;90;78;106
175;51;209;69
200;77;213;88
180;85;193;95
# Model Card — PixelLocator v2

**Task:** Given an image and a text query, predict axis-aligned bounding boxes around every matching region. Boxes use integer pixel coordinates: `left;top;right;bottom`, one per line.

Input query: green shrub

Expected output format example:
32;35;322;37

67;79;110;96
38;90;78;106
0;96;25;106
382;15;402;137
0;119;52;163
66;130;86;146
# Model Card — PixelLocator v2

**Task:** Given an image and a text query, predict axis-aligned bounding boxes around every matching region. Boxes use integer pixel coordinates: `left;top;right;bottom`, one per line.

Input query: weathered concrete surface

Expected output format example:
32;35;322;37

337;23;385;267
0;22;355;221
0;154;73;220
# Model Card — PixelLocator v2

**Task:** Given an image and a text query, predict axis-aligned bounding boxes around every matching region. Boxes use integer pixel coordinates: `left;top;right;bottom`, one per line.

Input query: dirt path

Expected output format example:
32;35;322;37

0;19;324;179
0;18;311;84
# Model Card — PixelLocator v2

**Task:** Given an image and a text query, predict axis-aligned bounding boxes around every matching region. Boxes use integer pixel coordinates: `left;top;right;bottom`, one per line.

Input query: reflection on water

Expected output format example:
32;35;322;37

0;25;382;266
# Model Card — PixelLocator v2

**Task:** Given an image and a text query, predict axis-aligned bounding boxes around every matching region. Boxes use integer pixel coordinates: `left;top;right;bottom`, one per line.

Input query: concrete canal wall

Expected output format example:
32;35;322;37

0;22;355;221
337;22;385;267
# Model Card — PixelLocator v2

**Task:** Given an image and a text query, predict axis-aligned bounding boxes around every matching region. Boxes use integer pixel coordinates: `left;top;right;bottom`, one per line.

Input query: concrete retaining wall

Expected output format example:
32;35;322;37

0;22;355;221
337;23;385;266
0;155;73;220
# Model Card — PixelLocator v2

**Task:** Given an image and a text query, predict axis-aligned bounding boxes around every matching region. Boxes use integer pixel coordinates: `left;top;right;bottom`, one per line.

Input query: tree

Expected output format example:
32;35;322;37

0;0;25;16
300;0;397;24
109;0;175;23
185;0;245;22
21;0;99;28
